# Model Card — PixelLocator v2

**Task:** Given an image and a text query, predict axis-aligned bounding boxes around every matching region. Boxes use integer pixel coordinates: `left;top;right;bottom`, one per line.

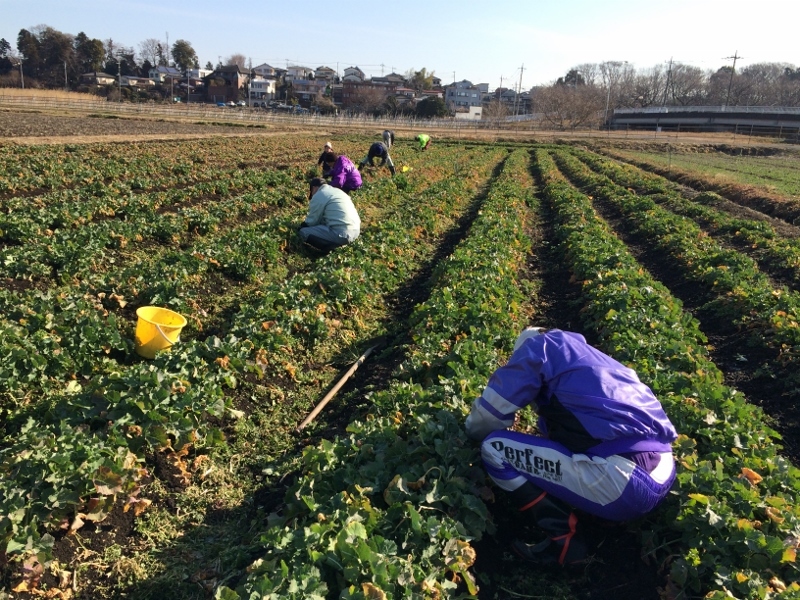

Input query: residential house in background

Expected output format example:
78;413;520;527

149;65;182;83
486;87;532;116
314;66;337;81
120;75;154;89
186;68;213;80
420;89;444;100
206;65;249;103
342;66;365;82
290;77;327;107
80;72;116;86
249;77;276;105
454;106;483;120
342;77;398;109
286;65;314;80
385;72;406;85
393;86;416;106
444;79;483;113
252;63;279;78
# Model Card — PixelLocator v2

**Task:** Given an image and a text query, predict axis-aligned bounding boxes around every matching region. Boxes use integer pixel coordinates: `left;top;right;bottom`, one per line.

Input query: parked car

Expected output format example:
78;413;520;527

216;102;226;107
226;101;236;107
236;100;246;107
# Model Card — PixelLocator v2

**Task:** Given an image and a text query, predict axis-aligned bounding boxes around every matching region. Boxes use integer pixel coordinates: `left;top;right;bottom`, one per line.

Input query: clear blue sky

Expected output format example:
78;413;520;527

3;0;798;90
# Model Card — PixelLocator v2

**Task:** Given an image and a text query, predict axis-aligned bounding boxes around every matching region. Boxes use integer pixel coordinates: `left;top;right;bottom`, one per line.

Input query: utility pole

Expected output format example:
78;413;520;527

513;64;524;116
19;58;24;89
723;50;741;107
165;32;169;65
498;75;506;117
662;57;673;107
117;55;122;102
64;60;68;91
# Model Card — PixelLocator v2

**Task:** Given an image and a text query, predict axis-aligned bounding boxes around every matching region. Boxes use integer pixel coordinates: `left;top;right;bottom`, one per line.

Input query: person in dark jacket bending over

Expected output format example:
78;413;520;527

358;141;395;176
298;178;360;252
465;327;677;566
317;141;334;177
320;151;362;193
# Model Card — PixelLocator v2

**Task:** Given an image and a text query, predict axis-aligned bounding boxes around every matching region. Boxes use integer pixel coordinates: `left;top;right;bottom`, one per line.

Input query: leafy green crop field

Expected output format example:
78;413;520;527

606;145;800;200
3;134;800;600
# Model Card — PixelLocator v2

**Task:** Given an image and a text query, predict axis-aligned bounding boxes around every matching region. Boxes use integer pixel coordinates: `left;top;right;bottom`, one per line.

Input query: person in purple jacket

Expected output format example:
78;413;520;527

320;151;362;194
465;327;677;566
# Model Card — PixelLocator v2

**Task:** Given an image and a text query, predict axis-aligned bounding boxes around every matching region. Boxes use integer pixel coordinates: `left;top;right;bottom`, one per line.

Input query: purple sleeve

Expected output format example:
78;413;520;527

329;163;346;189
350;166;362;188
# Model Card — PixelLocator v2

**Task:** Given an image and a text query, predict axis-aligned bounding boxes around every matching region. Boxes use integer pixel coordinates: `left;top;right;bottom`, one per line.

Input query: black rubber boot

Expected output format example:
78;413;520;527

508;482;587;566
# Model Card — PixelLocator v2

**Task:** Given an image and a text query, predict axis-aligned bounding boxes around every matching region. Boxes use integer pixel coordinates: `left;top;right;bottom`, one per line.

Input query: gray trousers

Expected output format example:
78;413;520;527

299;224;358;251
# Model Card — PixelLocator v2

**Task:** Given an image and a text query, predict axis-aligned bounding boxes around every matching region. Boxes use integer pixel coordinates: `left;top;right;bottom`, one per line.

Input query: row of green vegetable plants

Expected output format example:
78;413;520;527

0;137;438;284
0;141;487;405
215;148;536;600
609;146;800;199
593;145;800;225
569;147;800;289
0;141;507;578
534;148;800;599
0;136;317;197
0;167;302;282
552;149;800;398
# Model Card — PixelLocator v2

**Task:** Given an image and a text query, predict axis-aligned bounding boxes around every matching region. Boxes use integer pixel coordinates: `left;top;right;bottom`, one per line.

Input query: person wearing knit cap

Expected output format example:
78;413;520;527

317;142;334;177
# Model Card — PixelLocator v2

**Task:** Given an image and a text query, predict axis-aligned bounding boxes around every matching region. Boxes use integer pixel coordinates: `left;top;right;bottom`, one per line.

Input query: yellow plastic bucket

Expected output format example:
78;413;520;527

134;306;187;359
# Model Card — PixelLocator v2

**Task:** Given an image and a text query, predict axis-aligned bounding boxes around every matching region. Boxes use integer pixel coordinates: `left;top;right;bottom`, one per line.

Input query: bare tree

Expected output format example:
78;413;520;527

618;65;666;107
574;63;600;87
707;66;741;106
483;99;510;120
138;38;162;67
536;84;604;129
665;63;706;105
738;63;785;106
225;54;247;69
313;90;337;114
348;86;387;114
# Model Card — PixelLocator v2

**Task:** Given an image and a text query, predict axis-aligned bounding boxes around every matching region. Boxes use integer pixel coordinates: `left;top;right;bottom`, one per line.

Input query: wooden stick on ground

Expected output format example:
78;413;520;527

296;344;380;431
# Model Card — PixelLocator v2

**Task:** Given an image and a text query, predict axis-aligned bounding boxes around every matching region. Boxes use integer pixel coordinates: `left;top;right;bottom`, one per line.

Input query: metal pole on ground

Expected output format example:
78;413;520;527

296;343;381;431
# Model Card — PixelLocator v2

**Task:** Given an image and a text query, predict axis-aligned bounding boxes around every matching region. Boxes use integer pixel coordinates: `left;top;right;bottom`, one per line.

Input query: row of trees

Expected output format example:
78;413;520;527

533;60;800;129
0;25;245;90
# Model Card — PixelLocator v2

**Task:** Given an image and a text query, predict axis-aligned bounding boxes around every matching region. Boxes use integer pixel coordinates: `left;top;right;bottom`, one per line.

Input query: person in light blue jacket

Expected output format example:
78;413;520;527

466;327;677;566
298;178;360;252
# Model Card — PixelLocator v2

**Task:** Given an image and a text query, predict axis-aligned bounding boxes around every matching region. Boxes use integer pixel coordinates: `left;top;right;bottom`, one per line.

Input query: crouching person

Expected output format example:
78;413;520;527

465;327;677;566
298;177;360;252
